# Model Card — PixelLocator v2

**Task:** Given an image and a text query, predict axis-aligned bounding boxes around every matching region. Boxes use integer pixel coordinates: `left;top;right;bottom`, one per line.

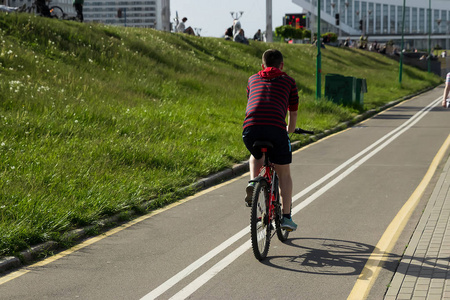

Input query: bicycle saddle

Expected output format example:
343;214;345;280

252;141;273;150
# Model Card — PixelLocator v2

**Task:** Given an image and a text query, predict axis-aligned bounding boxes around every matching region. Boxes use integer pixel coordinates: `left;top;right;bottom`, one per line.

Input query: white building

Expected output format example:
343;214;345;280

5;0;170;29
293;0;450;50
83;0;157;27
83;0;170;29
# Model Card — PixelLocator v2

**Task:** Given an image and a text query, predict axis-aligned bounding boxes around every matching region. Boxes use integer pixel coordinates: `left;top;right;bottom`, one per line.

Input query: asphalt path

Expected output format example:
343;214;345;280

1;86;449;300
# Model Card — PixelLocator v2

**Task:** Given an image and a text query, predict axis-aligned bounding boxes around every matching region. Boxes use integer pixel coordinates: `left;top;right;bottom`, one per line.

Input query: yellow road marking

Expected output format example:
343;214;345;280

347;134;450;300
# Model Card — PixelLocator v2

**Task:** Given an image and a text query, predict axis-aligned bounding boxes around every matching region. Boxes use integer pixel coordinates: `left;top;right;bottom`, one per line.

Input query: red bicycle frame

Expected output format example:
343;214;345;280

258;147;277;226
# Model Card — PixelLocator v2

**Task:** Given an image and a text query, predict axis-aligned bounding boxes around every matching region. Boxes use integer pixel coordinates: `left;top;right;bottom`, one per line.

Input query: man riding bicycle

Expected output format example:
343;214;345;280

36;0;51;17
242;49;299;231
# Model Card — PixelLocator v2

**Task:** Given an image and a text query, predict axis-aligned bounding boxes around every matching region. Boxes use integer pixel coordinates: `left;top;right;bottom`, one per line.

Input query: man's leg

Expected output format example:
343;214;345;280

274;164;292;214
274;163;297;231
185;27;195;35
245;154;264;206
249;154;264;179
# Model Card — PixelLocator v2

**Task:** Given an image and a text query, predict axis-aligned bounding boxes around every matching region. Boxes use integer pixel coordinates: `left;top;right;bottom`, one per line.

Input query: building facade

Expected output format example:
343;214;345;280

292;0;450;50
5;0;169;30
83;0;157;27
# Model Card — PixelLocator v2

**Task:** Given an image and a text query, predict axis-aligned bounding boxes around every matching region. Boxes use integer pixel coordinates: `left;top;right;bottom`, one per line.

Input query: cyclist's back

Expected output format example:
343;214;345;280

244;68;298;131
242;49;299;231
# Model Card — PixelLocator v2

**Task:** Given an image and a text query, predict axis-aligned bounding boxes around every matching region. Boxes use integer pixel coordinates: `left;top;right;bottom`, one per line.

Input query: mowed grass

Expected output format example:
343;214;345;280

0;13;442;257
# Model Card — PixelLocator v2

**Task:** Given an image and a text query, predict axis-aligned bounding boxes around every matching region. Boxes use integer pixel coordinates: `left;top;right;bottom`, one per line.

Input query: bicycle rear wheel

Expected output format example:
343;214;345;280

274;175;290;242
49;6;64;19
250;179;271;260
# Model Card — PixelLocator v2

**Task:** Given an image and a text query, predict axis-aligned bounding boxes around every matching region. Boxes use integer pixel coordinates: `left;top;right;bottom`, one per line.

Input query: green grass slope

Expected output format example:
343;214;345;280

0;13;442;256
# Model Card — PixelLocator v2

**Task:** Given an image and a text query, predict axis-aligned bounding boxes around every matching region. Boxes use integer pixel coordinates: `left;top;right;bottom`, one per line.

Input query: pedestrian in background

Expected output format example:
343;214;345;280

443;72;450;108
176;17;195;35
224;26;233;40
253;29;262;41
73;0;84;22
234;29;249;45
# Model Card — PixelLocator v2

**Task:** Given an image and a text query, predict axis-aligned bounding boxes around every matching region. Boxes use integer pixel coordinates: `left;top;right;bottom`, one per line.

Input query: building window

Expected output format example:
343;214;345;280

390;5;396;34
412;7;417;33
405;6;410;34
339;0;345;23
368;2;373;34
346;0;352;27
397;5;402;35
442;11;448;35
383;4;388;34
354;0;360;29
375;3;381;34
434;9;440;33
361;1;366;27
419;8;425;33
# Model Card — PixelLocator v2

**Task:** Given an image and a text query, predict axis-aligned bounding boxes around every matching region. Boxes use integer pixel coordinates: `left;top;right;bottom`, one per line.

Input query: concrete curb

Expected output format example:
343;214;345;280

0;88;433;275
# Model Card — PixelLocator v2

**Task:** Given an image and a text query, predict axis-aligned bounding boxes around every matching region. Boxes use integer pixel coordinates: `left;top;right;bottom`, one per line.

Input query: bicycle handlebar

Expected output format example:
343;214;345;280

294;128;314;135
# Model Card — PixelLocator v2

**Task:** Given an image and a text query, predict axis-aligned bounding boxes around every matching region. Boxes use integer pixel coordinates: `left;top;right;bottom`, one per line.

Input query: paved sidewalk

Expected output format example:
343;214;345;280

385;154;450;300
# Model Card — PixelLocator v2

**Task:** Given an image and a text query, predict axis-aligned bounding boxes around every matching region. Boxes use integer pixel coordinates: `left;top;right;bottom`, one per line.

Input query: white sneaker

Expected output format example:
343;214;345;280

245;183;254;207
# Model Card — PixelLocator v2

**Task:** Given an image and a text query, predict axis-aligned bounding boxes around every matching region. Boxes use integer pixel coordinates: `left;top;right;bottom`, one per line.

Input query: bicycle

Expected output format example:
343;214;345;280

250;127;314;261
25;0;66;19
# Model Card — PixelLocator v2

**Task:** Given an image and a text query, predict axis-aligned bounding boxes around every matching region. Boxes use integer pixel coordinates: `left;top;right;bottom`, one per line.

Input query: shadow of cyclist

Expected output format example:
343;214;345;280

261;238;378;276
261;237;449;280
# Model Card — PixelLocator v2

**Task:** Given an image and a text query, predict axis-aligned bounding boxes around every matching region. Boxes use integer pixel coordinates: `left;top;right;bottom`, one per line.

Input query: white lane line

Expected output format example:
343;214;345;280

169;241;252;300
140;227;249;300
292;96;440;204
292;97;441;214
141;97;442;300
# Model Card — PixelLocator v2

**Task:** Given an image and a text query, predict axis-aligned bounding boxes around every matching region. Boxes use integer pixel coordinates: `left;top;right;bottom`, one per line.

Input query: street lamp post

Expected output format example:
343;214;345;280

399;0;406;84
266;0;273;42
428;0;431;73
316;0;322;99
230;11;244;20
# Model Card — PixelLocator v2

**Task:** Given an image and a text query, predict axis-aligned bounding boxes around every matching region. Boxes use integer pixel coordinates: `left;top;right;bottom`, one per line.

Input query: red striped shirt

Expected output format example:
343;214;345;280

243;68;299;130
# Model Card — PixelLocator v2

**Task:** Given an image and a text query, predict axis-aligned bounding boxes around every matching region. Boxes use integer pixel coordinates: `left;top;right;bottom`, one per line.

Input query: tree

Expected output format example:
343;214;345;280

274;25;304;41
321;32;337;43
303;30;311;39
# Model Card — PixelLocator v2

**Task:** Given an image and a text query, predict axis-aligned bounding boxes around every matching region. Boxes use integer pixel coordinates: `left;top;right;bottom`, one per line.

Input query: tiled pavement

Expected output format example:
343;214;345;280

385;154;450;300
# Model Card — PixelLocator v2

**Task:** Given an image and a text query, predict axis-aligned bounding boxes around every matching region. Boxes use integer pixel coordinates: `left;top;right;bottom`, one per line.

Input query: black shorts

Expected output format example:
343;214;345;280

242;125;292;165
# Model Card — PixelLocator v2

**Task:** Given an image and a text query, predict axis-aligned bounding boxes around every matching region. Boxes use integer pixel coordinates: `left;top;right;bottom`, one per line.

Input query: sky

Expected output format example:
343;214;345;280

170;0;304;38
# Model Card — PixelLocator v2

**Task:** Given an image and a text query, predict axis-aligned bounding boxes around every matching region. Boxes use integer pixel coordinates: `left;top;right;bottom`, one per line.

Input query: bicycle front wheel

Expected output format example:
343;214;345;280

250;179;271;260
49;6;64;19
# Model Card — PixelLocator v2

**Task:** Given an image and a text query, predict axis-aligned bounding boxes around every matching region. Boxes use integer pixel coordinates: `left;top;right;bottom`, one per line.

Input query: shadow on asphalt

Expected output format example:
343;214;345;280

260;237;449;279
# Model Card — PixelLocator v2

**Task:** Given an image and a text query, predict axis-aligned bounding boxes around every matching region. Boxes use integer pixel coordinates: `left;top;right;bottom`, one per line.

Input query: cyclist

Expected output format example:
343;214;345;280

242;49;299;231
443;72;450;108
36;0;51;17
